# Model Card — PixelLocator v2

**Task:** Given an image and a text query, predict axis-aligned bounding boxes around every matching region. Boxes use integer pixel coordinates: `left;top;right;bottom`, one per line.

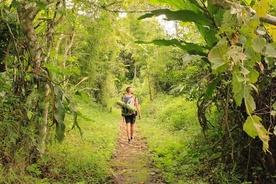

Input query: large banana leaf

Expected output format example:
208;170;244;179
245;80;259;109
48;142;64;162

138;9;212;26
54;86;66;142
54;86;82;142
196;25;218;47
146;0;185;9
135;39;208;56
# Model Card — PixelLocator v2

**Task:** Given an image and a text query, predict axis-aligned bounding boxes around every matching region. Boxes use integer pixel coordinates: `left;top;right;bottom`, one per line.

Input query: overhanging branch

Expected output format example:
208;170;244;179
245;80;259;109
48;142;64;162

260;14;276;26
210;0;276;26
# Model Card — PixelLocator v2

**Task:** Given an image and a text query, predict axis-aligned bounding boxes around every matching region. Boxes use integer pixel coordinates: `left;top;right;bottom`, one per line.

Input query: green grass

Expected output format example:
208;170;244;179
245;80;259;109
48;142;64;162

139;95;209;183
46;98;121;183
0;97;121;183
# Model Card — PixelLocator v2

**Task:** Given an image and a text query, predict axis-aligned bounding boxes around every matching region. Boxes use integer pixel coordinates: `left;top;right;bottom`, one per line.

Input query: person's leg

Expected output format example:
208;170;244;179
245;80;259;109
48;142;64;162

125;116;131;143
130;114;136;140
130;123;135;140
126;122;131;141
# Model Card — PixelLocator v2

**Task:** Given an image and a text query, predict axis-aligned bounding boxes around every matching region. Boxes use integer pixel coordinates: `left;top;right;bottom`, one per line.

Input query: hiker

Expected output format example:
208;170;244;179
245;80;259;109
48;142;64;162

121;87;141;143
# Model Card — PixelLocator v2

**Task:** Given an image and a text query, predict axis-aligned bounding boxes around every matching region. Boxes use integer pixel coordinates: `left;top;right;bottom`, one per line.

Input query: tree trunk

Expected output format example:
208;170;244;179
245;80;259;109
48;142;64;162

17;4;41;73
37;84;50;154
17;1;57;156
62;32;76;85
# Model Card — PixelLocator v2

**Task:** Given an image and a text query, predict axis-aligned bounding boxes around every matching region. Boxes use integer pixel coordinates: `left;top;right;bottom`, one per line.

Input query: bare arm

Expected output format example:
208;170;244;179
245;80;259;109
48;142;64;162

135;97;141;119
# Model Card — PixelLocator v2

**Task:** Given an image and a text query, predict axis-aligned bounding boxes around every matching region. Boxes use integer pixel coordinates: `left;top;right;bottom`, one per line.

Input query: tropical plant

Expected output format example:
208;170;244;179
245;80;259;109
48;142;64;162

138;0;276;182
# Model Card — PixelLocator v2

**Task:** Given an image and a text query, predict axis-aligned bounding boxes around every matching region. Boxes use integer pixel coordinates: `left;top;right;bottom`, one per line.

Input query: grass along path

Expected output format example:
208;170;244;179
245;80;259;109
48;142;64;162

45;100;121;183
138;95;208;183
110;118;164;184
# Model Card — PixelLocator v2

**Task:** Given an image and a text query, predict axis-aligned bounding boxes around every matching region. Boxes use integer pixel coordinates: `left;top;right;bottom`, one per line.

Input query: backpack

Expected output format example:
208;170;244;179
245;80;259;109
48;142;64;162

121;95;136;116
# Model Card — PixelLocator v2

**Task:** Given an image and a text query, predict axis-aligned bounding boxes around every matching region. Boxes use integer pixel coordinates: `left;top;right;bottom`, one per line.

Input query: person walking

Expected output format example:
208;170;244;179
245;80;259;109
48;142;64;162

121;87;141;143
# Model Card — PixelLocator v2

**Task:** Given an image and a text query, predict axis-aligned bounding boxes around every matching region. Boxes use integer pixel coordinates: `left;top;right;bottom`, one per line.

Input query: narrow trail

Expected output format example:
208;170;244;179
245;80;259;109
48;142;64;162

110;119;164;184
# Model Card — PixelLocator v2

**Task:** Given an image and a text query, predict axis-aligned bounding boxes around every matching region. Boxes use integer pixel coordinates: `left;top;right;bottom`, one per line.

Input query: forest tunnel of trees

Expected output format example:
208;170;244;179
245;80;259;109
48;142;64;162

1;0;276;183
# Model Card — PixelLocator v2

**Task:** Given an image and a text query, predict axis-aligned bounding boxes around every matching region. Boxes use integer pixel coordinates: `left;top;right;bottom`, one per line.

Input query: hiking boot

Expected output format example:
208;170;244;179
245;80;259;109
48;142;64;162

128;138;131;143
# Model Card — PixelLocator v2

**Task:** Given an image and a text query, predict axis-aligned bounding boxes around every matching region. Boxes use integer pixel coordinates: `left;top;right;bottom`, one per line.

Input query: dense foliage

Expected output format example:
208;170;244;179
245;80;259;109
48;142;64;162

1;0;276;183
138;0;276;182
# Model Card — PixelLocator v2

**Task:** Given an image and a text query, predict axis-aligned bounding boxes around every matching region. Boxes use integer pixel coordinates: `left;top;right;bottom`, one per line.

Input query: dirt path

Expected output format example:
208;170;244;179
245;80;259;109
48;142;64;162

110;120;164;184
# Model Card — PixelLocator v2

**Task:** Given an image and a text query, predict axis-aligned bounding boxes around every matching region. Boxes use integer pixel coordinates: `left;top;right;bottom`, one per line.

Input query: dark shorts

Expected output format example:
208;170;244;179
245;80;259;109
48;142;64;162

124;114;136;124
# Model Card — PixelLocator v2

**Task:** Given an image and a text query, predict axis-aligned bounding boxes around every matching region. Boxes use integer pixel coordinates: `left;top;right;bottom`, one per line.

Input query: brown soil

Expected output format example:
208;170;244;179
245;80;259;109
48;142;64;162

110;120;164;184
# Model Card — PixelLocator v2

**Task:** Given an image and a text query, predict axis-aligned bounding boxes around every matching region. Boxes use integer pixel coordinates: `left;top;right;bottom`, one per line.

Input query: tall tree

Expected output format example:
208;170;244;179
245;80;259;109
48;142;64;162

0;0;82;169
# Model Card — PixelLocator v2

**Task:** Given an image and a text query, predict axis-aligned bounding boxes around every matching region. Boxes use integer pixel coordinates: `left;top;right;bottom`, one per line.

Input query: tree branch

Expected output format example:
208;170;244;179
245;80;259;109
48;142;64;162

210;0;276;26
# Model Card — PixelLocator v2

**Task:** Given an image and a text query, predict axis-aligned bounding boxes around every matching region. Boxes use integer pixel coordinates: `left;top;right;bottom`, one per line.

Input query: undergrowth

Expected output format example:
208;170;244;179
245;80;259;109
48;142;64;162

0;97;120;183
139;95;220;183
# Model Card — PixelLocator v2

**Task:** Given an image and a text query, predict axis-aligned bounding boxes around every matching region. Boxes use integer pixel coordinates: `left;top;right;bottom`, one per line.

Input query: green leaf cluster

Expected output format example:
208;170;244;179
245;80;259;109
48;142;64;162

141;0;276;157
208;9;276;152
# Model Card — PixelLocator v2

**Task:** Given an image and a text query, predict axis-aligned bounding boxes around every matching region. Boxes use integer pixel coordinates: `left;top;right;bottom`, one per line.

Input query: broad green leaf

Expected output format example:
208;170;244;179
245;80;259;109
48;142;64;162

247;69;259;83
27;111;33;120
243;82;256;114
252;37;266;53
135;39;207;56
227;46;247;62
232;74;244;106
273;102;276;110
254;122;271;152
271;111;276;116
212;8;225;27
146;0;161;4
146;0;185;9
204;78;219;100
54;100;65;124
265;43;276;58
182;54;203;62
188;0;202;9
69;108;82;137
10;0;20;8
208;38;228;73
36;2;46;10
237;76;249;82
264;57;275;69
138;9;212;26
56;121;66;143
239;35;247;44
63;91;82;137
54;86;66;142
207;0;221;15
241;67;250;75
272;71;276;77
210;57;228;74
243;115;261;138
196;25;218;47
239;16;260;37
244;47;261;63
243;0;252;5
256;27;266;35
243;115;270;152
244;90;256;114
